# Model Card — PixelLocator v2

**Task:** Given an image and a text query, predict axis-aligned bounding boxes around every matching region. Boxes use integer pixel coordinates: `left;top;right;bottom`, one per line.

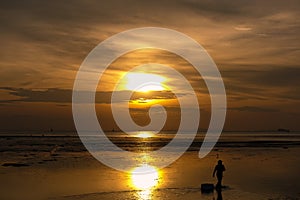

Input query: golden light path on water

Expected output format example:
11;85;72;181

137;131;154;138
130;164;161;200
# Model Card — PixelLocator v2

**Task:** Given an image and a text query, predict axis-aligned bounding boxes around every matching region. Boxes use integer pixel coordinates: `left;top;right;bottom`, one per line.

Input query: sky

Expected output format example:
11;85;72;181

0;0;299;131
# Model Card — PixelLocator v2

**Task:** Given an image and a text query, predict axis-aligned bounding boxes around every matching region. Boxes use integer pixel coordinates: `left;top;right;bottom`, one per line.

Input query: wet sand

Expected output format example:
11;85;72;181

1;132;300;200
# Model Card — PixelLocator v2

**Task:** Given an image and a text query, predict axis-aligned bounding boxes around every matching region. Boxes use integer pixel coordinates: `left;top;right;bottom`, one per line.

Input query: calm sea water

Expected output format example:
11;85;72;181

0;131;299;153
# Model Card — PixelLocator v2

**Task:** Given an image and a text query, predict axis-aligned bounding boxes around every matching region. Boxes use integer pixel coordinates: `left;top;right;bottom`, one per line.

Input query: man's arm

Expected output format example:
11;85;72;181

213;166;217;177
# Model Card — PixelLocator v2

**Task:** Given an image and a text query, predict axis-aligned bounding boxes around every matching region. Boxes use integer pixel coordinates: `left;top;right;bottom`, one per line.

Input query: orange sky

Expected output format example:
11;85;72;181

0;0;299;131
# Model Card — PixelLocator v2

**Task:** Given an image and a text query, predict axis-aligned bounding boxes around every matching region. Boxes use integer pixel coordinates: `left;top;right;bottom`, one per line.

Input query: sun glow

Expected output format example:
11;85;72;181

124;72;166;92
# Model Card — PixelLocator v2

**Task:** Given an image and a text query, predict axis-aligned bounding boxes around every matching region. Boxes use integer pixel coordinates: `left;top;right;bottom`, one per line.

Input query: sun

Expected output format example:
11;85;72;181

123;72;166;92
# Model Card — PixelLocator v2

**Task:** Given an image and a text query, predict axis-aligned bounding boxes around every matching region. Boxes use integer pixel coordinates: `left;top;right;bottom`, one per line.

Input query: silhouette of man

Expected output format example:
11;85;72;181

213;160;226;188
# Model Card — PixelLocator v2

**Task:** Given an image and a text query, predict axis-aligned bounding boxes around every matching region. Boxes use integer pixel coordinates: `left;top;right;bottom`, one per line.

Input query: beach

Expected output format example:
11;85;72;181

1;131;300;200
1;0;300;199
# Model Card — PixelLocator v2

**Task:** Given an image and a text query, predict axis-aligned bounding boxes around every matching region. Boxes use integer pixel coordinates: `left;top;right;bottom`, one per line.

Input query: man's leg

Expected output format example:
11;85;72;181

217;176;222;187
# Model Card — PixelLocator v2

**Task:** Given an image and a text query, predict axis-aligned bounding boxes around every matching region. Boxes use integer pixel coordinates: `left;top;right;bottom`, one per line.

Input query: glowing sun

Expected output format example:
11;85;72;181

124;72;166;92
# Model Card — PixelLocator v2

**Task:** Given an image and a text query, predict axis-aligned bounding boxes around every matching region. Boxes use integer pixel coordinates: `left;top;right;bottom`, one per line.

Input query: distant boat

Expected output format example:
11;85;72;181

277;128;290;133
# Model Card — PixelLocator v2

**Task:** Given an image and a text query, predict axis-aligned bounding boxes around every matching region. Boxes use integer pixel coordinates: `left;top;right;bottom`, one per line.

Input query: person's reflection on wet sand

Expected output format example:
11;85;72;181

212;188;223;200
216;188;223;200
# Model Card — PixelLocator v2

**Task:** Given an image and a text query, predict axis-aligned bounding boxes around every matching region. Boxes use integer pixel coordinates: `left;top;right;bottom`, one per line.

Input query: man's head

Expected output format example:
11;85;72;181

218;160;222;164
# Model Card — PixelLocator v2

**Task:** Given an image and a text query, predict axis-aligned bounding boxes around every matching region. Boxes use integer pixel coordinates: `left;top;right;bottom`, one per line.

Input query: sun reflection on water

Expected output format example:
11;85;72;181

137;131;154;138
130;164;161;200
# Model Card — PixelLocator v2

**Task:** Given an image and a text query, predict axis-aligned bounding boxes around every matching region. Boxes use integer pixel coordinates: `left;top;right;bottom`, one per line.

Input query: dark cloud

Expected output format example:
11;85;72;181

131;91;176;101
222;66;300;101
228;106;279;113
0;87;73;104
184;0;300;20
0;87;177;104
